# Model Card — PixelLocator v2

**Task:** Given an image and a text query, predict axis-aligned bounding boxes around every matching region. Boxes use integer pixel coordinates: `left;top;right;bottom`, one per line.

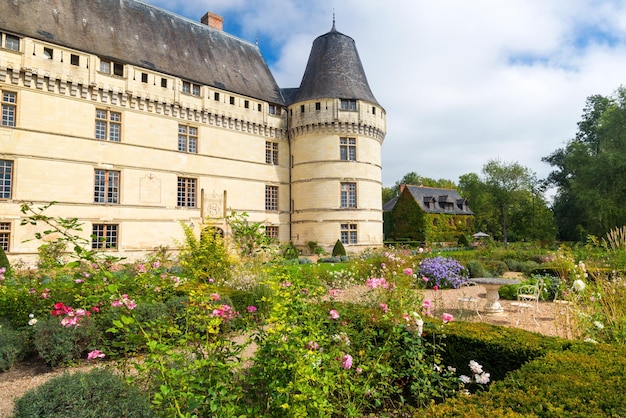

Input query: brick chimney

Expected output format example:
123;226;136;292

201;12;223;31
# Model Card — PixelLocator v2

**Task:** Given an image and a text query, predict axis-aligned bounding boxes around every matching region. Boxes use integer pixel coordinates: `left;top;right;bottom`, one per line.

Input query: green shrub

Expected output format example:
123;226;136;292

178;223;231;282
486;259;508;276
0;245;10;276
503;258;522;271
332;239;346;257
519;260;539;276
466;260;487;278
33;316;101;367
282;241;299;260
425;344;626;417
0;320;26;371
12;368;154;417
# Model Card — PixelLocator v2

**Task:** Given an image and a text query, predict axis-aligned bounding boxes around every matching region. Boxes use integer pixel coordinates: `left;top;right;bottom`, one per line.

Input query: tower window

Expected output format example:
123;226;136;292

340;99;356;111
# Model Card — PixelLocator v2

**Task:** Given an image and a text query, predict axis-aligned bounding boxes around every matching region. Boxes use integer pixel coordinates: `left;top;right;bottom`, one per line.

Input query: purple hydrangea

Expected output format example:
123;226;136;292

419;256;468;289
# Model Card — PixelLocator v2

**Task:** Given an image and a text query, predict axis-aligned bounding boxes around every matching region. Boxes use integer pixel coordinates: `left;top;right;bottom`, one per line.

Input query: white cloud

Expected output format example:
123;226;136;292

144;0;626;190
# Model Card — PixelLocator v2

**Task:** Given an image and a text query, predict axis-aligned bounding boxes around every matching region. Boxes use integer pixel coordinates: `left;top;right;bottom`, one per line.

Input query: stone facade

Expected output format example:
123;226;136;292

0;1;385;264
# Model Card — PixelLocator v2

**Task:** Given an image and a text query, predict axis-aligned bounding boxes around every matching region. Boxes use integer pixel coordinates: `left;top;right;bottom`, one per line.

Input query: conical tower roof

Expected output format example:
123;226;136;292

293;23;379;105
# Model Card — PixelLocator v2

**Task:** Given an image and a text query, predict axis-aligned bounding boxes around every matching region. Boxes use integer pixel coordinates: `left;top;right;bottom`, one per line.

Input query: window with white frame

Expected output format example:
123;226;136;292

340;99;356;111
266;141;278;165
178;125;198;153
182;81;200;96
341;223;357;245
0;160;13;199
340;137;356;161
2;33;20;51
92;224;118;249
177;177;196;207
265;185;278;211
95;109;121;142
1;91;16;127
340;182;357;208
94;169;120;204
0;222;10;251
99;59;124;76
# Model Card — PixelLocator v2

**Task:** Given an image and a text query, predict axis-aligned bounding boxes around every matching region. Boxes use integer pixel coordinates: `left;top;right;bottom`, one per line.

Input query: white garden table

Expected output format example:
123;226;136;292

468;277;521;315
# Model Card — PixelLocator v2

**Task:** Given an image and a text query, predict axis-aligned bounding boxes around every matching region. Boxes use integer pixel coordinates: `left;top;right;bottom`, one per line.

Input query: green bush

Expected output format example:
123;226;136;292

0;320;26;371
466;260;487;278
332;239;346;257
425;344;626;417
485;259;508;276
12;368;154;417
0;245;10;276
178;223;231;282
519;260;539;276
282;241;299;260
503;258;522;272
33;316;101;367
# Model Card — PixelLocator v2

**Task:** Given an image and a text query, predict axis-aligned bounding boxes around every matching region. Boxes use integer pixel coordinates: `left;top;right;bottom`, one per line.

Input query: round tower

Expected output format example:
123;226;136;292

288;23;386;253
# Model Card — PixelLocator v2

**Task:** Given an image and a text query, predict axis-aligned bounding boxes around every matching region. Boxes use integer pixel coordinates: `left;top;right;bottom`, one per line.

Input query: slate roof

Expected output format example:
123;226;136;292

290;24;380;106
0;0;285;105
384;185;474;215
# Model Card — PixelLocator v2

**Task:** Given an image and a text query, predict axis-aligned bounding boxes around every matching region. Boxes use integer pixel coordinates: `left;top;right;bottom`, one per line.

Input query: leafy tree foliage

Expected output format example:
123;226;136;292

459;160;555;243
383;172;457;204
543;89;626;240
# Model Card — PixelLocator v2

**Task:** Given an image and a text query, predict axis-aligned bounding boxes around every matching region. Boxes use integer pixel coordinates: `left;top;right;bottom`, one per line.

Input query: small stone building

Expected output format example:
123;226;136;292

383;184;474;245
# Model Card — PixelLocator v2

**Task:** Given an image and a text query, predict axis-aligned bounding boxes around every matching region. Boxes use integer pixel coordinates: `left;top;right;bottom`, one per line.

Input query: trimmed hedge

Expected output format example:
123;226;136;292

423;323;626;417
12;368;153;417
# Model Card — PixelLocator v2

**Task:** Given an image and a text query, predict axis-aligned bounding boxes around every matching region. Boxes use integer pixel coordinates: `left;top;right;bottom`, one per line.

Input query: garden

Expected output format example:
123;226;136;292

1;207;626;417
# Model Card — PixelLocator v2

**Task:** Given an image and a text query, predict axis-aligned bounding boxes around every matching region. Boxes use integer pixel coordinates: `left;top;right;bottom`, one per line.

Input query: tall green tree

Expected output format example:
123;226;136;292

383;172;457;204
459;161;555;243
544;89;626;240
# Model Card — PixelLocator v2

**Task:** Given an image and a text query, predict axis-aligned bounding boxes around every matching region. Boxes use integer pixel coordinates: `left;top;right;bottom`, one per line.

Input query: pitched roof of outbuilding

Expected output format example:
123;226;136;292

0;0;285;105
291;24;380;106
384;185;474;215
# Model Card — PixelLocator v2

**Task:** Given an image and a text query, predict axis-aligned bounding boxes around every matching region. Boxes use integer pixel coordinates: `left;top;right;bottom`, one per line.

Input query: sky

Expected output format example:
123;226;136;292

142;0;626;190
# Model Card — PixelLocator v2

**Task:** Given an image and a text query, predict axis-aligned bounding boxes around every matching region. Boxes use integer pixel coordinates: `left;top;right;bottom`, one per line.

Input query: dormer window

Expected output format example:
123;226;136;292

182;81;200;96
340;99;356;111
99;59;124;77
2;33;20;51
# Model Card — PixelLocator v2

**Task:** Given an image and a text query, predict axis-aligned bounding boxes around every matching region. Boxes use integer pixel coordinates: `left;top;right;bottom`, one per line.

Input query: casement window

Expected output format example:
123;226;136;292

340;99;356;111
340;182;357;208
178;125;198;153
340;137;356;161
265;141;278;165
99;59;124;76
43;47;53;60
2;33;20;51
268;104;281;116
95;109;121;142
0;160;13;199
0;222;10;251
92;224;118;249
1;91;16;127
70;54;80;66
265;185;278;211
341;223;358;245
94;169;120;204
177;177;196;207
265;225;279;239
182;81;200;96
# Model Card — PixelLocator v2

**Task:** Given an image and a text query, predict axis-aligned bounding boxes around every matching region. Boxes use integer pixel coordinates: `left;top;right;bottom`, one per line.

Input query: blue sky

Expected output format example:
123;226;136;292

143;0;626;192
